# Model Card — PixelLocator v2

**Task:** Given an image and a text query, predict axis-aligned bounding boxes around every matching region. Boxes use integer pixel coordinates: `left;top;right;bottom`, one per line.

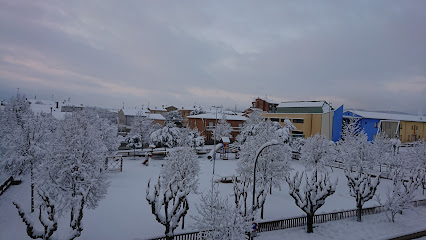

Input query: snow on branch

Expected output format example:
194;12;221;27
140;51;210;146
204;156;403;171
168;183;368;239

286;170;337;233
380;168;424;222
345;168;380;222
13;193;58;240
146;177;190;239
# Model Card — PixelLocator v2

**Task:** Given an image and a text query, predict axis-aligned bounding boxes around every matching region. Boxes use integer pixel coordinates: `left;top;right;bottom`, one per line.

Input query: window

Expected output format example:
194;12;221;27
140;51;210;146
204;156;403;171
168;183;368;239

293;119;304;124
209;122;213;127
292;130;304;134
270;118;279;122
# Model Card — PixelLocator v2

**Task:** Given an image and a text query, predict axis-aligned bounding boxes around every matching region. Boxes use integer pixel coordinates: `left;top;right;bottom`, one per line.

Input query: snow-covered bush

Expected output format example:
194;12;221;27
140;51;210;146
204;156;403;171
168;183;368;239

150;125;181;148
286;171;337;233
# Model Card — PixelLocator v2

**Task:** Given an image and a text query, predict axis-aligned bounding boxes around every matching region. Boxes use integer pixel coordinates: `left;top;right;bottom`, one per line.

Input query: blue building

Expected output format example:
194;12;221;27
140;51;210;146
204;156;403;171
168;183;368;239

343;111;380;141
342;110;426;142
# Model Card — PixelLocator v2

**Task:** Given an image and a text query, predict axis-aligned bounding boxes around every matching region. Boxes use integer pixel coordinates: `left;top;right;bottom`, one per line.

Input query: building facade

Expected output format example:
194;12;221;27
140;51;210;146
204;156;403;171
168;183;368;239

262;101;339;140
187;113;247;144
251;98;279;113
343;110;426;142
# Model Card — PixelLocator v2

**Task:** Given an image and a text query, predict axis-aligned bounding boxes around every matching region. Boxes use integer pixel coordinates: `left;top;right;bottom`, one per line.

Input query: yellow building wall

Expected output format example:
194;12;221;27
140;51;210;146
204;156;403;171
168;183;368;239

321;111;334;140
262;113;328;139
399;121;426;142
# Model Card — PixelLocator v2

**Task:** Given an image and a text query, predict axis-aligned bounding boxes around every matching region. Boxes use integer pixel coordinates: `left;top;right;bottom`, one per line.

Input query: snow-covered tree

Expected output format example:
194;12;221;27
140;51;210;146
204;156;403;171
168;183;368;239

95;115;120;154
160;146;200;229
300;134;335;172
372;132;394;171
146;177;189;240
345;169;380;222
237;120;292;219
290;137;305;154
212;114;232;141
13;192;58;240
337;118;376;170
161;147;200;193
193;183;250;240
286;171;337;233
126;135;142;159
0;93;56;212
189;106;205;115
35;110;110;239
379;168;424;222
189;127;204;148
130;112;154;148
150;125;181;148
165;110;183;127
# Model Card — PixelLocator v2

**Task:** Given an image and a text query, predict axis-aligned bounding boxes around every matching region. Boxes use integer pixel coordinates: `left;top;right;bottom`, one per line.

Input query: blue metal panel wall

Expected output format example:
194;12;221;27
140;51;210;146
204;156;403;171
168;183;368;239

343;111;380;141
360;118;380;141
332;105;344;142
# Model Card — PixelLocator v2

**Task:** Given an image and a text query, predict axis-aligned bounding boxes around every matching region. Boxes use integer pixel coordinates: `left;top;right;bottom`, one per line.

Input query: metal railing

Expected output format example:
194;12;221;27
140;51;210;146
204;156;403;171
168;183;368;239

147;199;426;240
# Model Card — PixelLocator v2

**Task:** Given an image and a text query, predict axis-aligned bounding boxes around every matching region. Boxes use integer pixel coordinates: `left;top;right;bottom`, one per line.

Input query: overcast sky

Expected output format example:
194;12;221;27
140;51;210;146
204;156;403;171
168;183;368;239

0;1;425;114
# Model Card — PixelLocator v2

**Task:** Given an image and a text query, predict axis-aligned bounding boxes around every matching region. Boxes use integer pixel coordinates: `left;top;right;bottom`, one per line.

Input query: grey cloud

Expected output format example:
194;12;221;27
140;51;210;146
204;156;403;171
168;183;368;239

0;0;424;113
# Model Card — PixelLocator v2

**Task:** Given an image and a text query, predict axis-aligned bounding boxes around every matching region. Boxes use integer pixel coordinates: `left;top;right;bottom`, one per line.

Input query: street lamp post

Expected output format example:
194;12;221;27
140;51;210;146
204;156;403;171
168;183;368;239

252;140;281;213
212;105;222;175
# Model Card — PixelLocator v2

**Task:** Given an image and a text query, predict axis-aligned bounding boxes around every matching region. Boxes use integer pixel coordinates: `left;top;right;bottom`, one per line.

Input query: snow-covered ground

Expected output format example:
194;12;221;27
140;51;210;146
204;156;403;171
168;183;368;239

0;151;424;240
257;206;426;240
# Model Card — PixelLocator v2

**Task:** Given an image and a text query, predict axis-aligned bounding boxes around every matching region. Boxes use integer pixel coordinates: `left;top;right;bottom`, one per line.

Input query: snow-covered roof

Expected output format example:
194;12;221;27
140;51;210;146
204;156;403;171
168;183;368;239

344;110;426;123
187;113;247;121
256;97;279;105
147;113;166;121
221;137;230;143
121;108;150;116
28;99;68;120
149;107;167;112
278;101;327;108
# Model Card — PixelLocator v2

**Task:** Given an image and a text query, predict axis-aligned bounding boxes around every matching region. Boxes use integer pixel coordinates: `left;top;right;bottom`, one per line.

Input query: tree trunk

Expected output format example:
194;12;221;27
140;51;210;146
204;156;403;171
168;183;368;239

261;204;264;219
30;160;34;213
181;215;185;229
165;225;172;240
307;213;314;233
356;203;362;222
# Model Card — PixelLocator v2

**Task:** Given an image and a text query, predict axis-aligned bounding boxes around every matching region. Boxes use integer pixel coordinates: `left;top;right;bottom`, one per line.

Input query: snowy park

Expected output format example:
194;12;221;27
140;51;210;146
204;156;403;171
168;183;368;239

0;94;426;240
1;152;426;240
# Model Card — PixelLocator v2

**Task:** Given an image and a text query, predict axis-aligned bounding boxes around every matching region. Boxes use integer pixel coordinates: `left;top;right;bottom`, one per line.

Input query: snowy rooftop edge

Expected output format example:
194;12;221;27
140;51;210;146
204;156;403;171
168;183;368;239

187;113;247;121
345;110;426;122
278;101;327;108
